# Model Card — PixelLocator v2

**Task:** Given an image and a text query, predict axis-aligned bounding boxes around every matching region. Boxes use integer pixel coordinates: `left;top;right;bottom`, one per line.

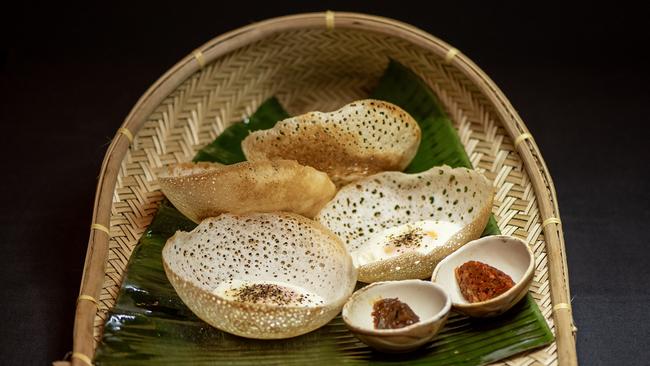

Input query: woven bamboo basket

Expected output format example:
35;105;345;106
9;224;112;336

68;12;577;366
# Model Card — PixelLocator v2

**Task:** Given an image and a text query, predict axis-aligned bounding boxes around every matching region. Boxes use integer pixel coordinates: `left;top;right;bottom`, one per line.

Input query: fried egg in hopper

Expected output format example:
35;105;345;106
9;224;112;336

316;165;494;282
158;159;336;222
241;99;421;185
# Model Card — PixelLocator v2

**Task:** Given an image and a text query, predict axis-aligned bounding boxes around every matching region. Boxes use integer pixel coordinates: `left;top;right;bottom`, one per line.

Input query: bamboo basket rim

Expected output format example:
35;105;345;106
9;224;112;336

71;11;577;366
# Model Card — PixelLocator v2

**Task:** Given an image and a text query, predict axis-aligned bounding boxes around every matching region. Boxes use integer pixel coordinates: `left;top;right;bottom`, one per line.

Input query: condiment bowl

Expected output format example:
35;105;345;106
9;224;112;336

341;280;451;353
431;235;534;317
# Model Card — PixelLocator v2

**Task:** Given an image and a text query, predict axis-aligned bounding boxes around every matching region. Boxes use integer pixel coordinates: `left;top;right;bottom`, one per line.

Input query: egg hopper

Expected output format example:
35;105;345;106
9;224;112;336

162;212;357;339
317;165;495;282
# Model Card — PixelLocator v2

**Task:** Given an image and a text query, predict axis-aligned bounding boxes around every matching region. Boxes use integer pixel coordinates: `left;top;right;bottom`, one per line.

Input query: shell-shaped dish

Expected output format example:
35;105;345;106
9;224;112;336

432;235;534;317
316;165;494;282
162;212;357;339
157;159;335;222
241;99;421;186
342;280;451;352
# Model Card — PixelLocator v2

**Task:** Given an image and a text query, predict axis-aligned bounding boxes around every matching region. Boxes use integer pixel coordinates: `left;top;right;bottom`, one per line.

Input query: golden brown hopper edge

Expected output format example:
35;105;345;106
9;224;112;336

157;160;336;223
241;99;421;186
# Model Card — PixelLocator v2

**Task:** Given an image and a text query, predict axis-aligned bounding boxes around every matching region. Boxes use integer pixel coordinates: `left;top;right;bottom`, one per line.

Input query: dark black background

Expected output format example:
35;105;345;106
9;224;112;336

1;2;648;365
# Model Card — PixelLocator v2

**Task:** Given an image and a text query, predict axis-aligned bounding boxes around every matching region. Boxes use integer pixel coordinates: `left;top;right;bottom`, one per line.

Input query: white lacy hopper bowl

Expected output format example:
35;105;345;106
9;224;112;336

342;280;451;353
162;212;357;339
432;235;535;318
317;165;494;282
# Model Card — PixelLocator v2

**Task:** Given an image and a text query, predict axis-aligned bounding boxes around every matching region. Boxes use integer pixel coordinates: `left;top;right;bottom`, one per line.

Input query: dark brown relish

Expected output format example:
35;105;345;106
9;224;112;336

371;297;420;329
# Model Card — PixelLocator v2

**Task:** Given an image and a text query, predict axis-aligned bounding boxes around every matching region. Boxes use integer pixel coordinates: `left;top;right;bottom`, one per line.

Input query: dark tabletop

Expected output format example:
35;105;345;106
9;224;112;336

1;2;648;365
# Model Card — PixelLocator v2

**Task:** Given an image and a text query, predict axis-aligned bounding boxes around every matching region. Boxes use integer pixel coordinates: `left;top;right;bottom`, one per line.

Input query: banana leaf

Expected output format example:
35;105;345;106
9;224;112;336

94;61;553;365
192;97;290;164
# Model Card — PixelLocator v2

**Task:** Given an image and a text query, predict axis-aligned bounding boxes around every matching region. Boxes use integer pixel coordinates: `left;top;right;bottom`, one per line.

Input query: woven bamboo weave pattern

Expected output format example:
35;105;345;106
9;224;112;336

95;29;558;365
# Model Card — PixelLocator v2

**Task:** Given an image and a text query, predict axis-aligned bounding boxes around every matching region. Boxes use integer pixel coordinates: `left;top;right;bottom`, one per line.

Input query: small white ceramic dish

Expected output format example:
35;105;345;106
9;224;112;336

432;235;534;317
341;280;451;352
